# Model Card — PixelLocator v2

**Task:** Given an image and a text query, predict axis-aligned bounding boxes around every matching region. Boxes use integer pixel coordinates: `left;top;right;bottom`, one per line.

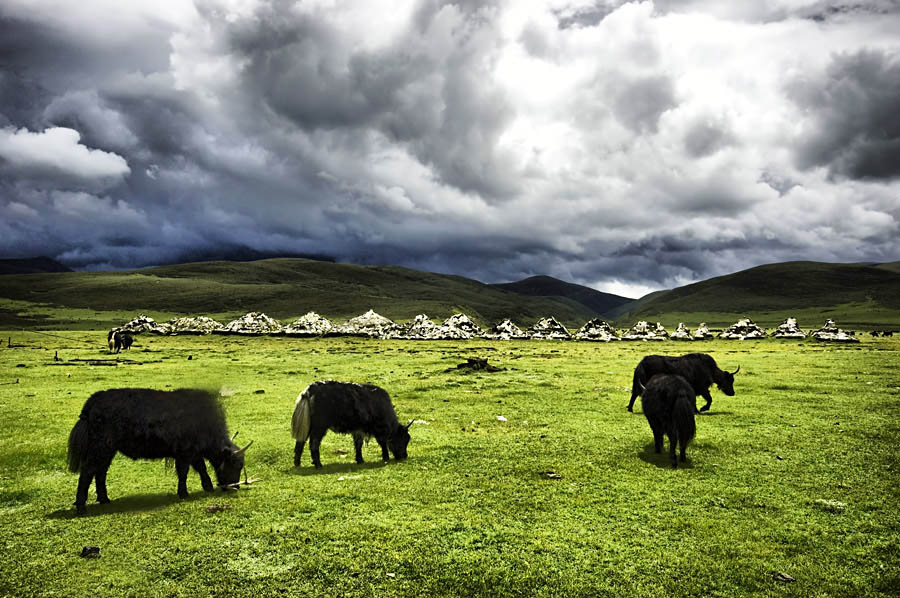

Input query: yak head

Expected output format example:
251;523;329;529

389;421;413;460
716;366;740;396
213;434;253;488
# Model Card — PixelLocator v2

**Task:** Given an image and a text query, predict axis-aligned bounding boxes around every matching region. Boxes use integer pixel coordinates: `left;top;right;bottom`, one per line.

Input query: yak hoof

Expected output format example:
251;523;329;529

97;496;110;505
700;405;710;412
74;503;87;515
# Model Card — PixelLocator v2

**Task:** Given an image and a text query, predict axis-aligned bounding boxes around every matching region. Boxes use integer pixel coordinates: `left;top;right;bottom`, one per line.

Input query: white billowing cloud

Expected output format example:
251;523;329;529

0;127;130;189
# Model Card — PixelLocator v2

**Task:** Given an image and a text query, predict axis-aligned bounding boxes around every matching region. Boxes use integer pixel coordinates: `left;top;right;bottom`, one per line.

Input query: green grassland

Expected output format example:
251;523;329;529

1;332;898;597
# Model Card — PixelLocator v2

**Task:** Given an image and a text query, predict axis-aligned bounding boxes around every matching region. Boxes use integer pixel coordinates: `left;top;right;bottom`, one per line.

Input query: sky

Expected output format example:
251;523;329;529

1;0;899;298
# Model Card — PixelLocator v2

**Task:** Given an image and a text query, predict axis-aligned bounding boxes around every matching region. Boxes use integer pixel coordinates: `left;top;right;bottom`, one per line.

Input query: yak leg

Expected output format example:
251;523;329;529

353;432;365;464
679;438;688;464
74;471;95;514
293;439;305;467
375;436;390;461
175;458;191;498
192;458;214;492
698;390;712;412
627;391;639;412
309;432;325;468
647;416;664;453
667;429;678;469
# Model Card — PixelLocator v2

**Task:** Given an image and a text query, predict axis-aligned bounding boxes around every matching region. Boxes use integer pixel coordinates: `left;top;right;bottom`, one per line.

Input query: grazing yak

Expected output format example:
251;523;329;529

292;381;411;468
641;374;696;468
107;330;134;354
67;388;253;514
628;353;739;413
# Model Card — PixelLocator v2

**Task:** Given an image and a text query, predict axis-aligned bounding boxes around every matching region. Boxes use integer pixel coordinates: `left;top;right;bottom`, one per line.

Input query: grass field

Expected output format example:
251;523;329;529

1;332;898;597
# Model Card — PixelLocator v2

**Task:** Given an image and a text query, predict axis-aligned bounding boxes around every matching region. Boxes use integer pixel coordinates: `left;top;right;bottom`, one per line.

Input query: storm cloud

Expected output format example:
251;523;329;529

1;0;899;297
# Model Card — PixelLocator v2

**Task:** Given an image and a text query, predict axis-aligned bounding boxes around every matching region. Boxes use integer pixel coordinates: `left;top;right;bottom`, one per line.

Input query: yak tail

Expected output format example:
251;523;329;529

67;418;88;473
672;393;696;448
291;391;312;443
631;365;646;397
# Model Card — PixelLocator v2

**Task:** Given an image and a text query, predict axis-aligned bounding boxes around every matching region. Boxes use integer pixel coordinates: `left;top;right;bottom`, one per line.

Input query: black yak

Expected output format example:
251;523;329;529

628;353;739;413
641;374;696;468
67;388;253;514
292;381;411;468
107;330;134;354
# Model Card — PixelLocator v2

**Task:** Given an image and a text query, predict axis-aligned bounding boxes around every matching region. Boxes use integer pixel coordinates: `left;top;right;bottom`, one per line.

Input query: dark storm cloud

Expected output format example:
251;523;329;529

220;0;517;198
789;48;900;180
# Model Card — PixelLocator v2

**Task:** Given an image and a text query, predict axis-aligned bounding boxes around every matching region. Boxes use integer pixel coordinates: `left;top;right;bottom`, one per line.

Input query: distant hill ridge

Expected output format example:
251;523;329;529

0;257;898;330
0;257;72;275
491;275;633;317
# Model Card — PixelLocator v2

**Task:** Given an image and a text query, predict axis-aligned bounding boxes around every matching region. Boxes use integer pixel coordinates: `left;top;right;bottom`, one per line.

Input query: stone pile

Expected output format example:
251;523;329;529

441;313;483;339
693;322;714;340
811;319;859;343
575;318;620;342
167;316;225;335
336;309;400;338
117;314;173;335
670;322;693;341
400;314;442;339
622;321;667;341
773;317;806;339
283;312;335;337
529;317;571;340
219;312;283;335
483;319;528;340
719;317;766;340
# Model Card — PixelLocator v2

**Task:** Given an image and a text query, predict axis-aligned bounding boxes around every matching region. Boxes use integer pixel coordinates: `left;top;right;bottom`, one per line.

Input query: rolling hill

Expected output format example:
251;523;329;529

1;258;899;331
619;261;900;328
0;258;597;329
490;275;633;318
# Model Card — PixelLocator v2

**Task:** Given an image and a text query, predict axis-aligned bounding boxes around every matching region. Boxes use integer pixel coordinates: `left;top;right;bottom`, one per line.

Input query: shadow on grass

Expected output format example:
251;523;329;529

637;442;695;470
698;410;734;416
285;460;390;477
46;491;221;519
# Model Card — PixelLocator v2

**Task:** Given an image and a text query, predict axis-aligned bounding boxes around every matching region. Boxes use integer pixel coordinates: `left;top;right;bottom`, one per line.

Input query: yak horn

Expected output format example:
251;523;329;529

638;380;646;391
731;365;741;375
231;431;239;442
233;440;253;455
406;419;414;430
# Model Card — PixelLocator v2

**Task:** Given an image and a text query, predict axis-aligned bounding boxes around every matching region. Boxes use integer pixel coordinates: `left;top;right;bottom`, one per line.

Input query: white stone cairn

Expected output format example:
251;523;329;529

283;311;335;336
116;314;173;335
335;309;401;338
773;317;806;339
529;316;571;340
483;318;528;340
811;319;859;343
693;322;714;339
719;317;766;340
670;322;693;340
167;316;225;335
441;313;484;339
220;312;283;335
622;320;666;341
575;318;620;342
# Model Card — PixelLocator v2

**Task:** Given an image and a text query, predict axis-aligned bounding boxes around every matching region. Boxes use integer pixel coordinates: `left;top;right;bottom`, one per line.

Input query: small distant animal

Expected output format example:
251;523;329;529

107;330;134;353
67;388;253;514
292;381;411;468
628;353;739;413
640;374;697;468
